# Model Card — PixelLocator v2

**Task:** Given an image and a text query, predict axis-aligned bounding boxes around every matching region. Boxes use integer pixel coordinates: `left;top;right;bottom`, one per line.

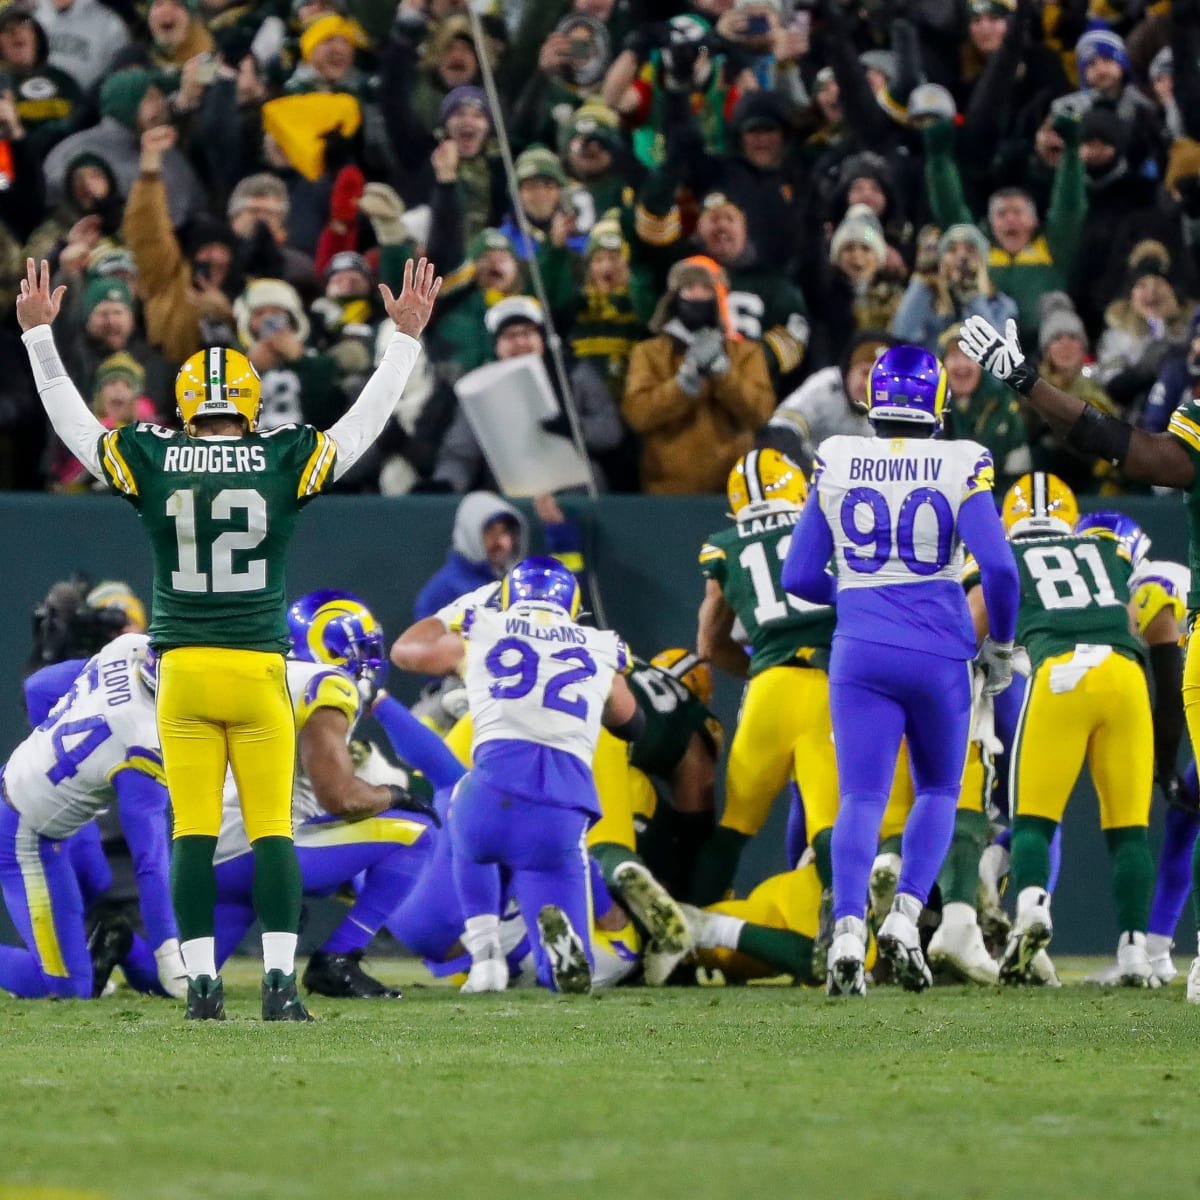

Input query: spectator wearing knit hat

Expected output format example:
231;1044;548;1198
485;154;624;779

0;4;84;156
43;68;205;228
891;222;1017;354
821;204;904;347
498;145;587;260
558;100;645;224
308;250;381;396
623;257;775;494
431;295;625;493
286;12;370;96
33;0;130;93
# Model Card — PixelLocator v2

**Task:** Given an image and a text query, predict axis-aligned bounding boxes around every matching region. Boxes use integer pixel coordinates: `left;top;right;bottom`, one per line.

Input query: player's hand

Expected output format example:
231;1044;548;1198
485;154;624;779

975;636;1015;696
16;258;66;331
958;316;1037;394
387;779;442;827
379;257;442;339
154;938;189;999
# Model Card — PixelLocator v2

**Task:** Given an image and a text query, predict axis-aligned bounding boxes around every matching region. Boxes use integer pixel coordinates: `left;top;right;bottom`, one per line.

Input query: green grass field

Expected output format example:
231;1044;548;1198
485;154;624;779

2;959;1197;1200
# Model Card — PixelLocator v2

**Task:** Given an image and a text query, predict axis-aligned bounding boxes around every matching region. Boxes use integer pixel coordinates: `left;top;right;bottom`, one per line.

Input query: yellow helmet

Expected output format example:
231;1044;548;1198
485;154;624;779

726;448;807;518
85;580;147;633
1002;472;1079;538
650;648;713;707
175;347;262;433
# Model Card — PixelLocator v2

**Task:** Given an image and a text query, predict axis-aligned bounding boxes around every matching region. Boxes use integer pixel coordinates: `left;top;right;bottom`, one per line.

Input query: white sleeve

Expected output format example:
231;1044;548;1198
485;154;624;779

21;324;106;480
327;331;423;480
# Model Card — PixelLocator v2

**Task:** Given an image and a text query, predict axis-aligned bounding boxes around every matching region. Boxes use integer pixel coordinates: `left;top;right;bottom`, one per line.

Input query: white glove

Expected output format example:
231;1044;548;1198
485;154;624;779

958;316;1037;393
969;668;1004;755
155;938;188;999
359;183;408;246
975;636;1016;697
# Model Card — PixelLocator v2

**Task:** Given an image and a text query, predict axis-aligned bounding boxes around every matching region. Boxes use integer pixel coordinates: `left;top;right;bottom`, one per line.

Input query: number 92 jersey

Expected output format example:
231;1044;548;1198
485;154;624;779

3;634;164;839
450;601;630;767
98;421;337;653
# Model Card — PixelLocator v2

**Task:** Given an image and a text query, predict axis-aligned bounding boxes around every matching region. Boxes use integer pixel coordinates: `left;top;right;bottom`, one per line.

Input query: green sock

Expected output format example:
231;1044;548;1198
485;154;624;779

1104;825;1153;933
250;836;303;933
937;809;990;906
811;828;833;890
1009;815;1058;895
590;841;644;893
171;834;218;942
736;923;813;981
689;826;749;905
878;833;902;857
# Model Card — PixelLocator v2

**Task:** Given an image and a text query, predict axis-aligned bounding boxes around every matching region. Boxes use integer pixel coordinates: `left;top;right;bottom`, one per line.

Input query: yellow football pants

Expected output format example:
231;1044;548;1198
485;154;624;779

157;647;295;841
1010;651;1152;828
1182;633;1200;777
878;740;982;842
722;666;839;838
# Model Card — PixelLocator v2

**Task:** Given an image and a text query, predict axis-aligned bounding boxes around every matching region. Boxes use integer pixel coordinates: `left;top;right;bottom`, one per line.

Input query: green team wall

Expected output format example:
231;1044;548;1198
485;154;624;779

0;493;1191;956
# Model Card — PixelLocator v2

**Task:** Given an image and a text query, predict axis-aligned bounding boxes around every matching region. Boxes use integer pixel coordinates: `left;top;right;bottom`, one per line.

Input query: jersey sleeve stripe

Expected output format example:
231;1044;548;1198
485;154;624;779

101;432;137;496
1168;412;1200;452
698;544;725;563
107;747;167;786
298;431;336;498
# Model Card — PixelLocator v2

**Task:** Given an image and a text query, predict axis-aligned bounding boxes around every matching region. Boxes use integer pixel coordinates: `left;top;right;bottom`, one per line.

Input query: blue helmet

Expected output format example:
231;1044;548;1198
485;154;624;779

867;344;949;429
1073;511;1151;567
287;589;387;690
500;556;581;618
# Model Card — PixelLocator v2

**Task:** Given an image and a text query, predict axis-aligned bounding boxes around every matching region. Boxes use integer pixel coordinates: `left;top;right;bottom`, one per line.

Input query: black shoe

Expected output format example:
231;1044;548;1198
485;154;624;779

185;974;226;1021
262;969;314;1021
302;950;402;999
86;911;133;998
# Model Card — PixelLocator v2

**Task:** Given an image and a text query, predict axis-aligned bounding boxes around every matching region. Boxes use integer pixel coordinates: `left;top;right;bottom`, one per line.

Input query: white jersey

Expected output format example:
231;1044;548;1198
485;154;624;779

4;634;163;839
770;367;873;452
814;435;995;590
451;601;629;765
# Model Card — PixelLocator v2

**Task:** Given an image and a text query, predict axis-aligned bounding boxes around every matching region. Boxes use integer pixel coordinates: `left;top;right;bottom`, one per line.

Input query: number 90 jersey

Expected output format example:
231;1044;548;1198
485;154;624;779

98;421;337;653
3;634;163;839
450;601;630;767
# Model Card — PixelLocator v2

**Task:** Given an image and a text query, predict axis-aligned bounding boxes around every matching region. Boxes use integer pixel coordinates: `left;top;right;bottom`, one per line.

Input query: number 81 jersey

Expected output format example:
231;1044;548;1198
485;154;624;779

452;601;630;767
99;421;337;653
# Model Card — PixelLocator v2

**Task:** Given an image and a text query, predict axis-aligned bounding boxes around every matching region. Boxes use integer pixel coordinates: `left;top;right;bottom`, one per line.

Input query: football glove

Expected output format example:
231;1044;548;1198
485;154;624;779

957;316;1038;394
976;636;1016;696
388;777;441;827
154;938;189;999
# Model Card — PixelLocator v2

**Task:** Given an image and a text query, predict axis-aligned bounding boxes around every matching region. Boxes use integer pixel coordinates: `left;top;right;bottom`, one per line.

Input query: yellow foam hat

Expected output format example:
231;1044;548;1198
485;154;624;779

261;92;362;181
299;14;370;63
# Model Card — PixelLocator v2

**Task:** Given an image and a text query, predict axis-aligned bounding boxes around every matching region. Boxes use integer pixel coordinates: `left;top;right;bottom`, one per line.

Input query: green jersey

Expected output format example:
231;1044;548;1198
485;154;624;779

1165;396;1200;612
1009;533;1142;670
99;421;337;653
700;509;836;677
627;658;721;780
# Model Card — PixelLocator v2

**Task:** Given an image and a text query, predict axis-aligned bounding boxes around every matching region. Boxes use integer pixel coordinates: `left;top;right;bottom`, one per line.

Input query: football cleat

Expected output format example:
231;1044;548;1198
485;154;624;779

999;888;1052;984
86;909;134;999
612;861;691;987
185;974;226;1021
826;916;867;997
1027;949;1062;988
877;907;933;993
1186;957;1200;1004
868;853;901;924
1116;931;1154;988
976;842;1011;947
302;950;401;999
1146;933;1178;985
811;887;834;985
928;904;999;985
262;970;314;1021
537;905;591;995
461;954;509;994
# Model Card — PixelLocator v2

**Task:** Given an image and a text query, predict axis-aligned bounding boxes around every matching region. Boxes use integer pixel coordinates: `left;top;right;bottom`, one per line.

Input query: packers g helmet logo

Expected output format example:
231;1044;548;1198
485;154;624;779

176;347;263;433
1002;472;1079;538
727;448;808;519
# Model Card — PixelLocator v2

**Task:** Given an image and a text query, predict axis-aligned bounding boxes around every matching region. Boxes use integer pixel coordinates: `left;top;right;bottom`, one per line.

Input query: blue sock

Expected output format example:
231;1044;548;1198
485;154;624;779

831;791;889;922
896;788;959;907
1149;804;1200;938
1047;824;1063;894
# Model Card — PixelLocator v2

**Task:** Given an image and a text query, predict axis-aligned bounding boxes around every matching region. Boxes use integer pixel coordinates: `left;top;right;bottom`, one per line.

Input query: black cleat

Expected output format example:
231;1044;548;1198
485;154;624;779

86;910;134;998
185;974;226;1021
302;950;401;999
262;969;314;1021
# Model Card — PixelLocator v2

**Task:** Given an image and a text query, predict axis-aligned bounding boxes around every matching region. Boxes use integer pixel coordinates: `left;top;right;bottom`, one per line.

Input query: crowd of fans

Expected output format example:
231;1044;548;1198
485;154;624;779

1;0;1199;496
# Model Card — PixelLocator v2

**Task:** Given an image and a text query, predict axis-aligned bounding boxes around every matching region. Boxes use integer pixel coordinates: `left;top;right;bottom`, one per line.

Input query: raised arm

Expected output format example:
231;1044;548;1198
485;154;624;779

16;258;105;480
326;258;442;479
958;315;1197;491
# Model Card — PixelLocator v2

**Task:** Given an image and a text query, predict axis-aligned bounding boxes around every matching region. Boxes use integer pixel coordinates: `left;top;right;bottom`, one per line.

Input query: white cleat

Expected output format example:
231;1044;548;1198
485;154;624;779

1186;957;1200;1004
928;903;999;985
877;907;933;993
826;916;867;997
678;903;719;947
537;905;591;994
1116;931;1155;988
1146;933;1178;985
868;853;901;923
976;842;1012;946
1027;948;1062;988
460;953;508;994
999;888;1052;985
613;861;692;955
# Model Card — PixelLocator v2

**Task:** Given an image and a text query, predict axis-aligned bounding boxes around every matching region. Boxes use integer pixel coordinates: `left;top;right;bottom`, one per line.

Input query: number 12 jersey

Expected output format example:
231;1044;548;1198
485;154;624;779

99;422;336;652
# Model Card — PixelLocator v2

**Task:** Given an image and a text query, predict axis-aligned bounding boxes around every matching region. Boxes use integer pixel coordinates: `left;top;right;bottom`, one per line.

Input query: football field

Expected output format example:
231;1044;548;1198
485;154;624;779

1;959;1195;1200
